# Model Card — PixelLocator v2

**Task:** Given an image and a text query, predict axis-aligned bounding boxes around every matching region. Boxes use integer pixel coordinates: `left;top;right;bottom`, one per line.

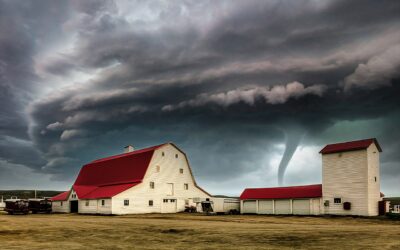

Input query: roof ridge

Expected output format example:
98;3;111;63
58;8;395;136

324;138;376;146
89;143;168;164
245;184;322;190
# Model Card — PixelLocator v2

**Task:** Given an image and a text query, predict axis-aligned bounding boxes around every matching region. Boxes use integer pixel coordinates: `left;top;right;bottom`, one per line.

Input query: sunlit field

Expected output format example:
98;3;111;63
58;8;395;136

0;212;399;249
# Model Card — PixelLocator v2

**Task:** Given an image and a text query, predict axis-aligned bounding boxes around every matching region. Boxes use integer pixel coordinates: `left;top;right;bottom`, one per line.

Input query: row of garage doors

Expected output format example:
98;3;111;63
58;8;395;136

242;199;321;215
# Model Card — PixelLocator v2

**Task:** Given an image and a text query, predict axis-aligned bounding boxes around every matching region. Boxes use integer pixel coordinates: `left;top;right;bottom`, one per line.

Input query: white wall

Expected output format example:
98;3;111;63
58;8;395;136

241;198;321;215
112;144;210;214
52;200;70;213
78;199;112;214
322;148;370;216
367;143;381;216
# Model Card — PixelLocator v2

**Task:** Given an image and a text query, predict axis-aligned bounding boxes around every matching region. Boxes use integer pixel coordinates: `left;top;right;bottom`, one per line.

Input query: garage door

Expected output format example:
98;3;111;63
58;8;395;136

161;199;177;213
242;200;257;213
258;200;273;214
311;199;321;215
292;199;310;215
275;199;291;214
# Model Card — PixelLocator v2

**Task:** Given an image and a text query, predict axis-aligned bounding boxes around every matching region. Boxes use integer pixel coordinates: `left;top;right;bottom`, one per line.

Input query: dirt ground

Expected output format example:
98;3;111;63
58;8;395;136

0;212;399;250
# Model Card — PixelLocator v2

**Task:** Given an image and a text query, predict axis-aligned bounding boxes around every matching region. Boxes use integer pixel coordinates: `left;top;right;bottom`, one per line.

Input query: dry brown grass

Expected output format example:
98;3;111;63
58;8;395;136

0;212;399;249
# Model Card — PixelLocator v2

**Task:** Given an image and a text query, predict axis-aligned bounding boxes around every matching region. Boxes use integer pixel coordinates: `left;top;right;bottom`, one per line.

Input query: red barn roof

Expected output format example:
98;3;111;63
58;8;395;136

51;191;70;201
52;143;166;201
240;184;322;200
319;138;382;154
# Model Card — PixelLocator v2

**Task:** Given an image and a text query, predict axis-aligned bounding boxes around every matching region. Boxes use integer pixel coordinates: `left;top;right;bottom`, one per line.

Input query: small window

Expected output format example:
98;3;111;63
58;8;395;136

175;154;178;158
170;199;176;203
184;183;189;190
162;152;165;157
150;182;155;189
334;198;342;204
124;199;129;206
163;199;168;203
180;168;183;174
185;199;189;206
156;165;160;172
85;201;89;206
60;202;63;206
101;200;105;206
374;176;377;182
149;200;153;206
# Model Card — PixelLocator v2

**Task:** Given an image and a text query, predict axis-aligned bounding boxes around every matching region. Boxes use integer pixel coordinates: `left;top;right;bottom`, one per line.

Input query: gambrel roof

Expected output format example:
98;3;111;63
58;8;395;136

52;144;165;201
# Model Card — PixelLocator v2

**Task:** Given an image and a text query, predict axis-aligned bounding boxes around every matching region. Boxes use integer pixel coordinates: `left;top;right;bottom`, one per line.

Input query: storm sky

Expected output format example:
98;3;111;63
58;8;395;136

1;0;399;196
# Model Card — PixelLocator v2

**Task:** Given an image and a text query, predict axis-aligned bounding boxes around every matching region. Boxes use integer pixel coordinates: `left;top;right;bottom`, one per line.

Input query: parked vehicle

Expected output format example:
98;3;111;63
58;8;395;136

5;199;29;215
0;196;5;211
199;197;240;215
28;199;52;214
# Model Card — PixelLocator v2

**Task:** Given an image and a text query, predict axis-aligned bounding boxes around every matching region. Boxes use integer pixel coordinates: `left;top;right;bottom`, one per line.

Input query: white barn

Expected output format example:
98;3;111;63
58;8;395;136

51;143;211;214
240;138;383;216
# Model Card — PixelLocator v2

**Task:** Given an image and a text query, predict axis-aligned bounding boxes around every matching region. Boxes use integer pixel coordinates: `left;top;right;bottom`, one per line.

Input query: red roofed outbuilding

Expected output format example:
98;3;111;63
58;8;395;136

240;138;383;216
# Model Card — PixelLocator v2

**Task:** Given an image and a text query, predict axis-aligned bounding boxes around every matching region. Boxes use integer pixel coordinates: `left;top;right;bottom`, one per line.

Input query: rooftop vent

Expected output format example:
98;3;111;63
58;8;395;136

124;145;134;153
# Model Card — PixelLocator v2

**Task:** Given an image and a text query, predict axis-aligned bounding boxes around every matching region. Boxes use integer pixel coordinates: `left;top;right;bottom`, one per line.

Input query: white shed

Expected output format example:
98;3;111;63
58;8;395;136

240;184;322;215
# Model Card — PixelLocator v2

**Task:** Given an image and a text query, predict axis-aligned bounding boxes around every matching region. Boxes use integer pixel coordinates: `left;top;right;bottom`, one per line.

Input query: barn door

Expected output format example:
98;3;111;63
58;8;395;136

70;200;78;213
161;199;177;213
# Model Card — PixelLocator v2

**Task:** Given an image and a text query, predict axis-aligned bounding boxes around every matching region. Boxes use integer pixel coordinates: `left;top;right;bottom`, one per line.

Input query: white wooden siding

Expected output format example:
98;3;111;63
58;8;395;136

258;200;274;214
275;200;291;214
367;143;381;216
242;200;257;213
292;199;310;215
112;144;210;214
78;199;112;214
322;143;381;216
51;201;70;213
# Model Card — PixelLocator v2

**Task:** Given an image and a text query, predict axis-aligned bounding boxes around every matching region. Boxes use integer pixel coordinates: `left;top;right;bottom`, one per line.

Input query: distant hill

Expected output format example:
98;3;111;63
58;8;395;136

0;190;65;199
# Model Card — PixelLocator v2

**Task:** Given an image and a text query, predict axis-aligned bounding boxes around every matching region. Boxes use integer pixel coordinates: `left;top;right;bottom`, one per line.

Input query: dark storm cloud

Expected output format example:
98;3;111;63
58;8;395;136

0;0;71;178
1;0;400;194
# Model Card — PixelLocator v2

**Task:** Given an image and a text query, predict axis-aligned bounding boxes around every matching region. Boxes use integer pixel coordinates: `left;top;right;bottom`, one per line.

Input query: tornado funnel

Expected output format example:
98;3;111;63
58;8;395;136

277;131;303;186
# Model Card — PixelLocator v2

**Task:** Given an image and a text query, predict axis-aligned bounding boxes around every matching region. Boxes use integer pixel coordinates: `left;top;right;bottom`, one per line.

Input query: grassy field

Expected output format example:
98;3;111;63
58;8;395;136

0;212;399;249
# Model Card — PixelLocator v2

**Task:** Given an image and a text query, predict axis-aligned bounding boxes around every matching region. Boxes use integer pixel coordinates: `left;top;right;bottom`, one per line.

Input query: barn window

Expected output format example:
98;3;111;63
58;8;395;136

184;183;189;190
60;202;63;206
334;198;342;204
149;200;153;206
85;201;89;206
162;152;165;157
150;182;155;189
180;168;183;174
175;154;178;158
156;165;160;172
124;199;129;206
101;200;105;206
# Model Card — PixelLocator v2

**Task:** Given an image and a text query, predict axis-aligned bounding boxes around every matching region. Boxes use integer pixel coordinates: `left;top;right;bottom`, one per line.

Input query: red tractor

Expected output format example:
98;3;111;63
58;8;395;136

5;199;29;215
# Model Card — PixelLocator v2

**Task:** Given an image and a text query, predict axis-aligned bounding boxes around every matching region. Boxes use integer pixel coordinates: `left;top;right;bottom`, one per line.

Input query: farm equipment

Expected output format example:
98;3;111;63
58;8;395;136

0;196;5;211
28;199;52;214
197;197;240;215
5;199;29;215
